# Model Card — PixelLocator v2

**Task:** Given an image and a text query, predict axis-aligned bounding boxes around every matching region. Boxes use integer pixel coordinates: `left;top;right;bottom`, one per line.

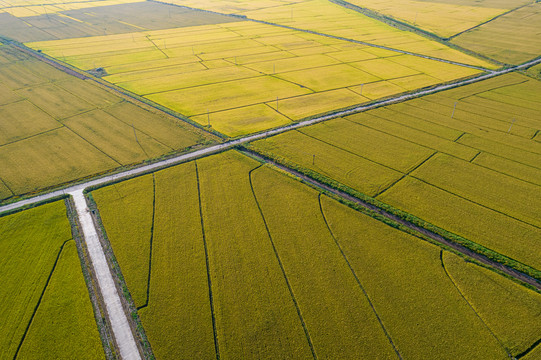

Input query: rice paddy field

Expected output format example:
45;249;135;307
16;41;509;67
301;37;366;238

29;19;484;137
92;150;541;359
1;0;540;358
163;0;497;68
0;43;212;203
251;72;541;271
343;0;531;39
451;2;541;64
0;201;105;359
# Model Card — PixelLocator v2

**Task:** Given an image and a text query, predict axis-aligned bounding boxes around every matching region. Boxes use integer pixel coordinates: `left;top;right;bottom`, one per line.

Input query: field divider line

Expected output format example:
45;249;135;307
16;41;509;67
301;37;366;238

13;239;72;360
409;175;541;230
469;151;481;163
194;162;220;360
2;57;541;216
439;250;512;358
0;125;65;149
144;35;169;59
248;165;318;360
107;113;173;152
295;129;402;173
70;190;142;360
374;151;437;198
445;1;537;40
0;177;14;196
61;123;123;166
516;337;541;359
317;193;402;359
137;174;156;311
456;78;530;101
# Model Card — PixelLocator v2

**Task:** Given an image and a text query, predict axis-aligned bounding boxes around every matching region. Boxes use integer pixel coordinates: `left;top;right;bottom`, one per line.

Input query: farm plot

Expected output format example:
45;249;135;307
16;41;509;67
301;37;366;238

0;201;104;359
163;0;497;68
250;72;541;271
443;251;541;358
0;44;213;203
0;1;238;42
30;21;482;137
451;2;541;64
92;150;541;359
343;0;530;39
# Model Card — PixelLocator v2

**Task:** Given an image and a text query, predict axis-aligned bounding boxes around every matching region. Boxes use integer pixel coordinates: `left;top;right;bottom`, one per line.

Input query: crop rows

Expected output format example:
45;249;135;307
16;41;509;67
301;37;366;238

0;201;104;359
250;72;541;271
92;150;541;359
0;44;211;203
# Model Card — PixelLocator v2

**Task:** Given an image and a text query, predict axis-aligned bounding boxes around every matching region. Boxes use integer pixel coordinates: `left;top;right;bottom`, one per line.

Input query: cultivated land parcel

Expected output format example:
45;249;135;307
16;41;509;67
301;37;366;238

0;43;213;202
92;150;541;359
251;72;541;271
0;0;540;358
0;201;105;359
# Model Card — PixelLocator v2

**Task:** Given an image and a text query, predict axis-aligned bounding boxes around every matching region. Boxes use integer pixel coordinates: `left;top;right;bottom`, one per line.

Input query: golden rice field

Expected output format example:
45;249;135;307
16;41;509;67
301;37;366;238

344;0;531;39
443;251;541;358
163;0;497;68
92;150;541;359
0;201;104;359
451;2;541;64
0;44;213;203
251;72;541;271
29;20;483;137
1;1;540;358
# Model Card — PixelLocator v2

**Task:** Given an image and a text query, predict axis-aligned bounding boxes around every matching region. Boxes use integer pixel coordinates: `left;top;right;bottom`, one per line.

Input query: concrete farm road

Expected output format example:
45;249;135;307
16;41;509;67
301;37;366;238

1;52;540;360
71;191;142;360
1;55;540;216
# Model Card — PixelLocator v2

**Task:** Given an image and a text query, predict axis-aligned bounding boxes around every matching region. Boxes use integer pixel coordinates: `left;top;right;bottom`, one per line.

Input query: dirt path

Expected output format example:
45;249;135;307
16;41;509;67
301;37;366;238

71;190;142;360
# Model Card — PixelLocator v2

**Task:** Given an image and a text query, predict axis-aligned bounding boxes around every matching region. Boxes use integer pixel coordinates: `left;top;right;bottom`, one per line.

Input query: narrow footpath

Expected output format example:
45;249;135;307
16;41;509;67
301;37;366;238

71;190;142;360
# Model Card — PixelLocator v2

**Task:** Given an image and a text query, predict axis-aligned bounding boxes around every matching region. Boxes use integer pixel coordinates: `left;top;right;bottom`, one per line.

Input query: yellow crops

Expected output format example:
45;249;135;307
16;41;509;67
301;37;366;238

345;0;521;38
252;73;541;270
92;175;155;307
443;252;541;357
0;201;104;359
28;19;486;137
0;45;211;201
92;150;541;358
452;3;541;64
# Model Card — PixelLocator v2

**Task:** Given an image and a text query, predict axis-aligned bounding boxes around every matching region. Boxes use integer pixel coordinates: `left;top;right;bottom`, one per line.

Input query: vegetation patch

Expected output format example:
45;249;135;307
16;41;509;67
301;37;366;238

0;201;104;359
